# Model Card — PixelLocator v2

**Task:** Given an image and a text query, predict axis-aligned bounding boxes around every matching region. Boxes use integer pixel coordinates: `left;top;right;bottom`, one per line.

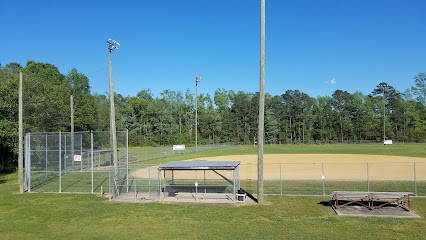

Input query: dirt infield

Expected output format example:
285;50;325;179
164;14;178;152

135;154;426;180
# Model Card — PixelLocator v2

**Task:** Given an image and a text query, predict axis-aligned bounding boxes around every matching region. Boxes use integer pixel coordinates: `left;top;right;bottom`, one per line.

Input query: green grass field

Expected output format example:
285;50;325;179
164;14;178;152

1;173;426;239
2;143;426;239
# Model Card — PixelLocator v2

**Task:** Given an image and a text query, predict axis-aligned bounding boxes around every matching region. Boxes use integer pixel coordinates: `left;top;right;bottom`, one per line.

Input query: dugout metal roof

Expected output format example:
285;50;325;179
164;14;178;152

158;161;240;170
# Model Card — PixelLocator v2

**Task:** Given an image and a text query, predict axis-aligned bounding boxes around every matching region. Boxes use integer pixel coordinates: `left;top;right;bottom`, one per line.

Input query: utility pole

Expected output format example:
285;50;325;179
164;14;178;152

195;75;201;152
107;38;120;174
71;95;74;166
18;71;24;193
257;0;265;203
383;86;386;143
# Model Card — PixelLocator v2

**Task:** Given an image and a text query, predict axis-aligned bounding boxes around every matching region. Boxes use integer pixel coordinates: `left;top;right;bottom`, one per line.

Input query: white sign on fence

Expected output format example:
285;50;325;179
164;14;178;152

384;140;393;145
74;155;82;162
173;145;185;151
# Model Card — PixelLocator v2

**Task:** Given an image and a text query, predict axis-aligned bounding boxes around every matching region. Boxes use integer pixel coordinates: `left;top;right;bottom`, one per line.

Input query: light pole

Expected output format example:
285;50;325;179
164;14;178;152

257;0;265;203
107;38;120;174
195;75;201;152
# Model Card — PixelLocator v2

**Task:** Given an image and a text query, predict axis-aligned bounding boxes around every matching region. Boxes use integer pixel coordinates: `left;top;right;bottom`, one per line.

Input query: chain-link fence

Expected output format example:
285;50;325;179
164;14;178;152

238;162;426;197
25;131;233;194
25;130;128;193
235;139;425;145
109;164;160;202
107;161;426;202
128;142;234;162
24;132;425;198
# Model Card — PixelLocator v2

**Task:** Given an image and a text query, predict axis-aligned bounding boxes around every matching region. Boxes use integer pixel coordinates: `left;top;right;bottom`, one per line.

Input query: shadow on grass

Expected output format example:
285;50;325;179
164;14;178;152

318;200;332;207
0;167;15;184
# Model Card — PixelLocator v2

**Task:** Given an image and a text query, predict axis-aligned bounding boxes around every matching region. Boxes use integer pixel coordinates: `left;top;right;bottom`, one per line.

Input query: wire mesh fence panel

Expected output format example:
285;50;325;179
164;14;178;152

27;131;128;193
369;180;416;193
369;162;415;180
109;165;160;201
324;163;367;180
263;164;281;195
323;163;369;195
238;164;257;194
29;133;61;192
282;163;323;180
281;163;327;195
127;143;235;163
239;163;257;180
416;162;426;196
368;162;416;194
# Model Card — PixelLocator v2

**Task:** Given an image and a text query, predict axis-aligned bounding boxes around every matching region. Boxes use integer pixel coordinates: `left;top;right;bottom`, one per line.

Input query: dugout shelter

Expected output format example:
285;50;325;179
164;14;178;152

158;161;241;202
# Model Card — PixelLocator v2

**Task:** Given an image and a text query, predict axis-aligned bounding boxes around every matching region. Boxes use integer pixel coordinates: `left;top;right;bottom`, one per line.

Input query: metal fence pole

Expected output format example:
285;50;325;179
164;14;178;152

126;129;129;192
59;131;62;193
149;167;151;198
91;131;94;193
367;162;370;192
280;163;282;196
233;169;236;202
64;134;67;173
45;135;48;176
414;162;417;197
24;134;27;191
109;167;112;200
158;169;162;201
322;163;325;196
27;133;31;192
80;135;83;172
134;169;137;201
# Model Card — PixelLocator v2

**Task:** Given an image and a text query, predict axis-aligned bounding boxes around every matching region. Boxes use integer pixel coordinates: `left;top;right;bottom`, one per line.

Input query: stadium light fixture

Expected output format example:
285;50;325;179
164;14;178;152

107;39;120;52
107;38;119;174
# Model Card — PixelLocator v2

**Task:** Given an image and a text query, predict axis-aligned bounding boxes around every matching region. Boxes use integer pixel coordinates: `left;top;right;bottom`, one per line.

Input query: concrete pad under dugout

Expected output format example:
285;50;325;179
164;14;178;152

110;192;257;205
332;205;421;218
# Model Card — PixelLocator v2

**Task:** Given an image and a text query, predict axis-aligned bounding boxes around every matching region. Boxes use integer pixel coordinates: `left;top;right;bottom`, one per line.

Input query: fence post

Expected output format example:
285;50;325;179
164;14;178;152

59;131;62;193
322;163;325;196
46;135;48;176
367;162;370;192
109;167;112;200
91;131;94;193
80;135;83;172
134;169;137;201
158;169;162;201
64;134;67;174
149;167;151;198
280;163;282;196
414;162;417;197
27;133;31;192
126;129;129;192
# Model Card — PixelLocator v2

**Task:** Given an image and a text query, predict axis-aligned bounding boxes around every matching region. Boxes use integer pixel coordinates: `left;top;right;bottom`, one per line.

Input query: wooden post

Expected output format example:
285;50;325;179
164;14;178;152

257;0;266;203
18;72;24;193
109;49;118;175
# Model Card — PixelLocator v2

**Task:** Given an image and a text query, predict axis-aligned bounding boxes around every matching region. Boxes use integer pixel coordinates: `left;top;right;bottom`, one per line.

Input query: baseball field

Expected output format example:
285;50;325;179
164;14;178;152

1;143;426;239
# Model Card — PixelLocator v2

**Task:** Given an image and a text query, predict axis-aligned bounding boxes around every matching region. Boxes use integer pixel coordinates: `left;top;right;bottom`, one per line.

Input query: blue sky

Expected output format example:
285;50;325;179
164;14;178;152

1;0;425;99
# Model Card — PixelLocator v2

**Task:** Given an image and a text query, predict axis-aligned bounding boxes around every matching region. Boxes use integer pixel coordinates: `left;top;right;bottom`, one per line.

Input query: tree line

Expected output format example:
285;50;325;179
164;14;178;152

0;61;425;169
